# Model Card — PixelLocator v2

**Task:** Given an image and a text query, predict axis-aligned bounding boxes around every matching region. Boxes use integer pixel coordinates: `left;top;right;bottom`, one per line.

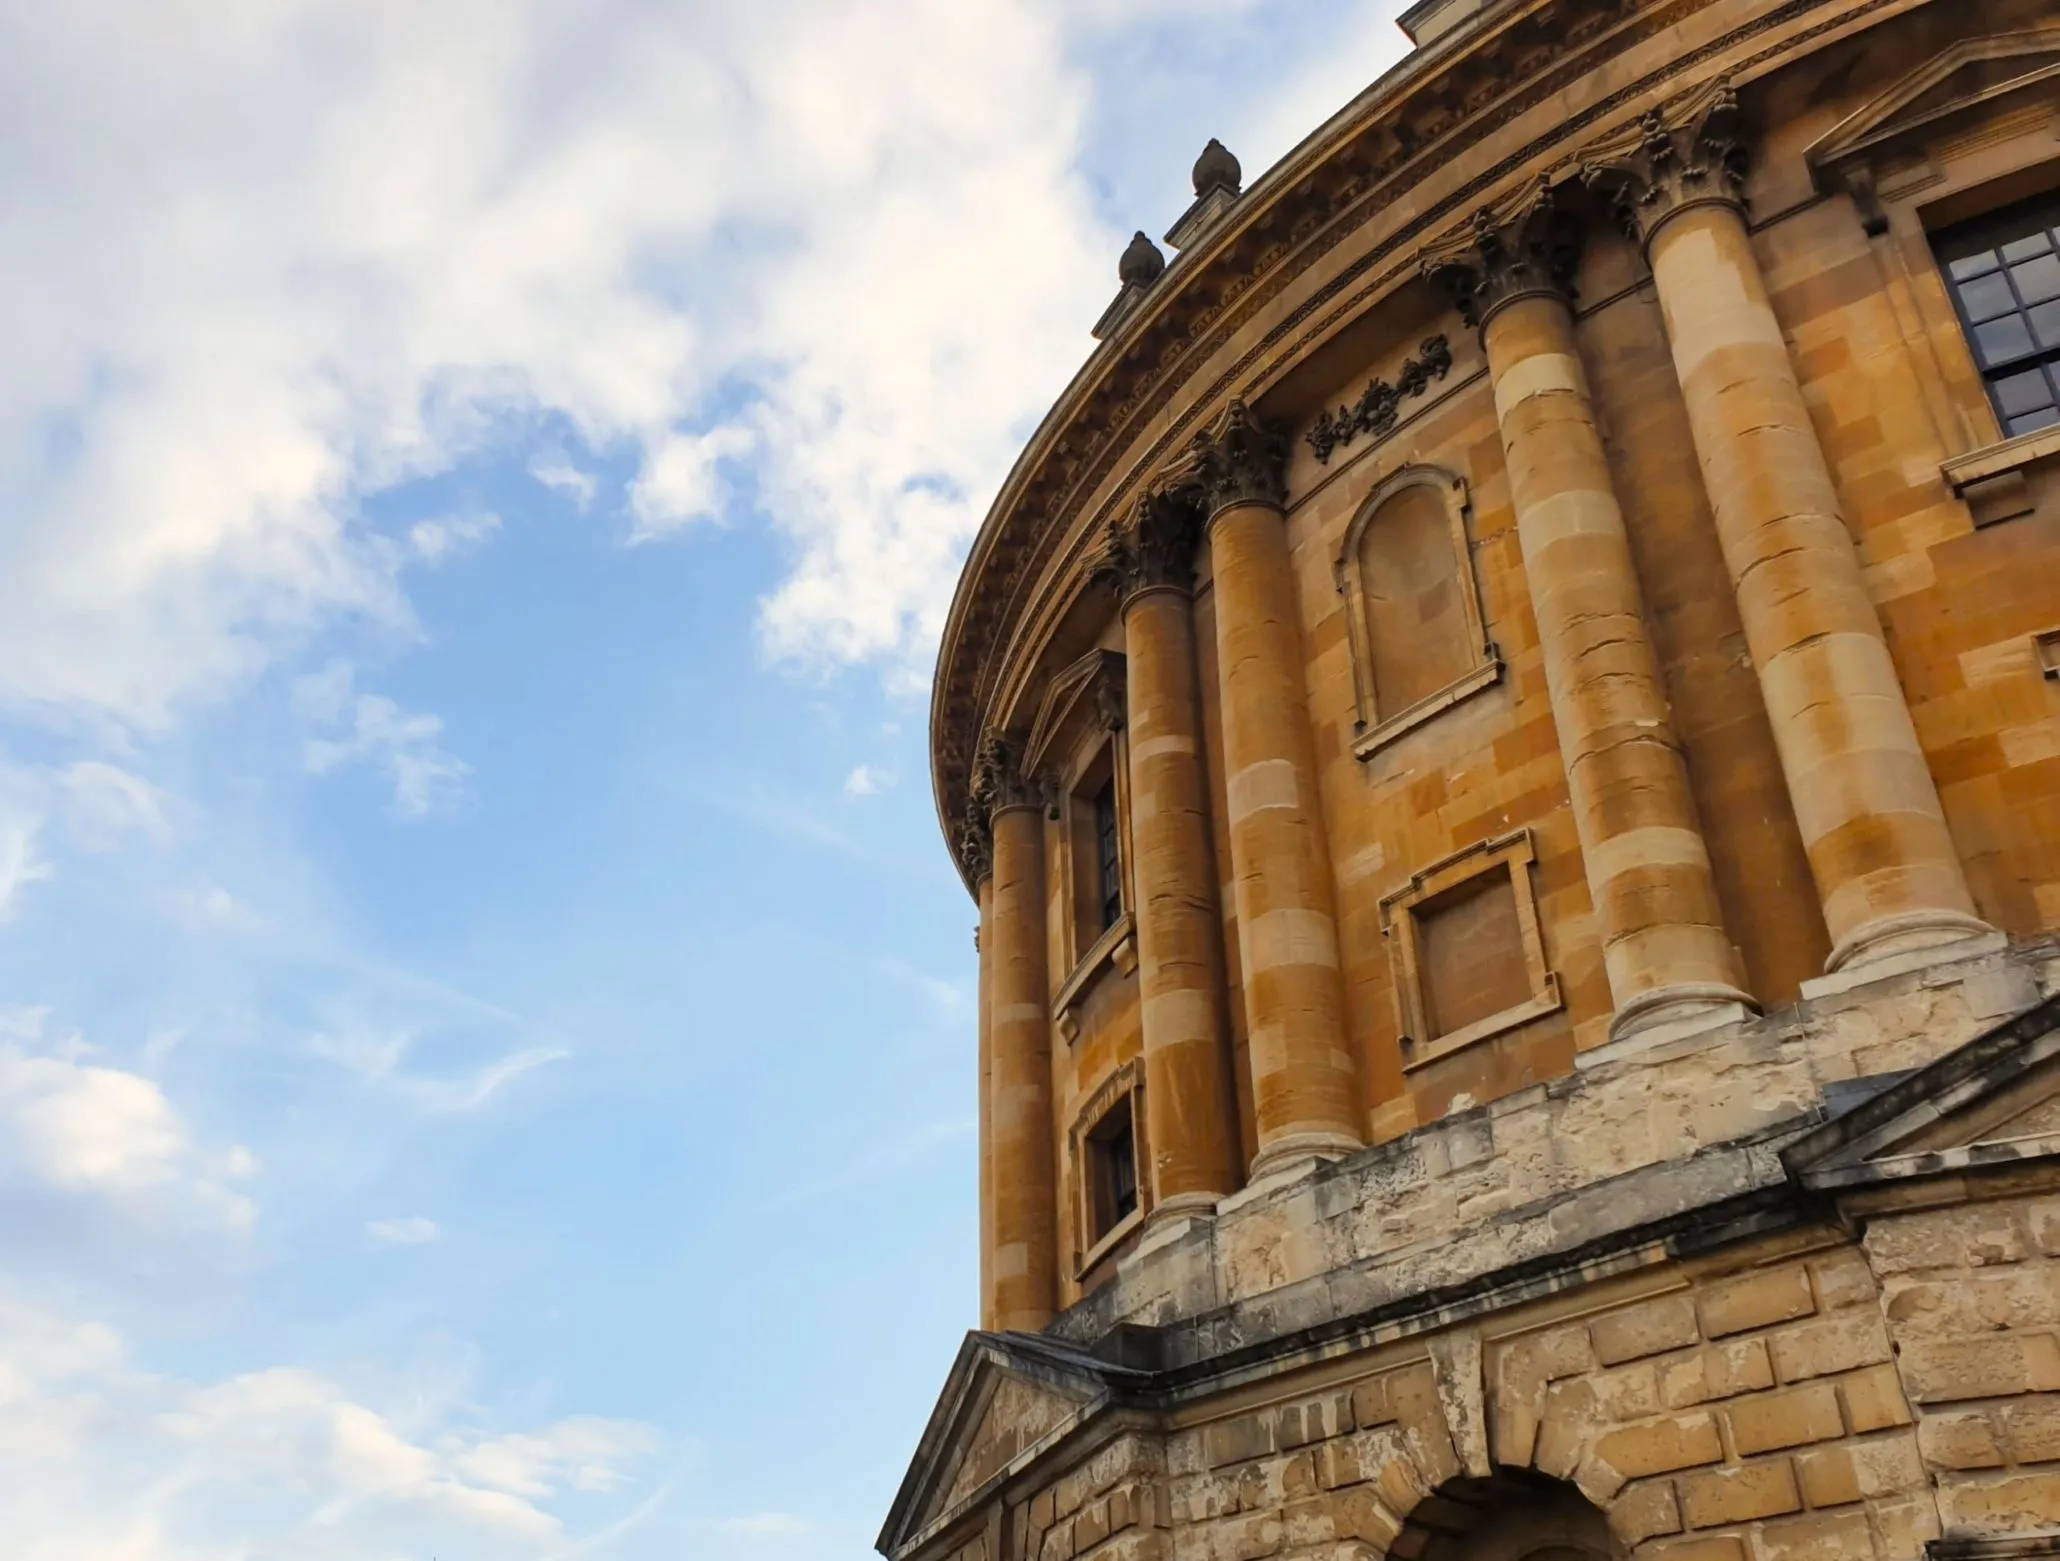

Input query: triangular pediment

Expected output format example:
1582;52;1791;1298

1807;27;2060;176
877;1332;1142;1560
1023;649;1124;777
1785;989;2060;1192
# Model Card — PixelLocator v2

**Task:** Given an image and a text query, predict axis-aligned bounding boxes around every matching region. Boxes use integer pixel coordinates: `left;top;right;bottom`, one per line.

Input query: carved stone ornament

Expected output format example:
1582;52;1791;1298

1579;79;1750;251
970;732;1042;820
1094;678;1126;735
958;797;994;883
1422;177;1585;334
1189;399;1290;516
1307;336;1454;464
1097;487;1205;598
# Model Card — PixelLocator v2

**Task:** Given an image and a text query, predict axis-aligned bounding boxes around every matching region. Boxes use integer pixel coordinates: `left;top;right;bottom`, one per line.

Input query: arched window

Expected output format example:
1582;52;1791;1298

1336;465;1500;758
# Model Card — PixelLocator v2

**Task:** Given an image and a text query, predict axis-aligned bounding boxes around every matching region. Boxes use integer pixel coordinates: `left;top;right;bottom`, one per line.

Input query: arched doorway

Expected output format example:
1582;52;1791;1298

1390;1471;1617;1561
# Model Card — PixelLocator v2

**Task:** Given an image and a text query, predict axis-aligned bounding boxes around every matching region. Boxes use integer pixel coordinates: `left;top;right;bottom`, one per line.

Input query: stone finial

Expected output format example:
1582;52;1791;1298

1192;138;1242;198
1422;177;1585;333
1580;80;1750;250
1191;400;1290;516
1119;230;1168;288
1099;486;1206;600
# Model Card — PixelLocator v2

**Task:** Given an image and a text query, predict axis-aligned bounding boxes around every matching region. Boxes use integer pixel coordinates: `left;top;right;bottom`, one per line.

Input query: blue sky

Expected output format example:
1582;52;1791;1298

0;3;1410;1556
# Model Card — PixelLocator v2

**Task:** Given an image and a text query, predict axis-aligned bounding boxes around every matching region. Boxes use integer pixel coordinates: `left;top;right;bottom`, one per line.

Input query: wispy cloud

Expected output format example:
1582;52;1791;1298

308;1018;567;1115
292;660;470;819
365;1215;442;1247
842;763;893;798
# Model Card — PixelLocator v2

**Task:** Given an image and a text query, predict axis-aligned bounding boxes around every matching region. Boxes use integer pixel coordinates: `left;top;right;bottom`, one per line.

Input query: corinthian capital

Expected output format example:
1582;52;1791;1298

1189;399;1289;516
970;732;1042;819
1423;177;1585;332
959;796;994;883
1099;487;1204;600
1579;81;1750;251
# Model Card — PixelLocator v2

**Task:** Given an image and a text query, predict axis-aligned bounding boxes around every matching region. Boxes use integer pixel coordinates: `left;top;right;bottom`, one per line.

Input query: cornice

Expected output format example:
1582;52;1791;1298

931;0;1931;894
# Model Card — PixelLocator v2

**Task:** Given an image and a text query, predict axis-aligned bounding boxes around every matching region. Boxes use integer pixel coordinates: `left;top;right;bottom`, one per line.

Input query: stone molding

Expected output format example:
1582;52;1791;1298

1422;176;1587;332
1579;77;1751;253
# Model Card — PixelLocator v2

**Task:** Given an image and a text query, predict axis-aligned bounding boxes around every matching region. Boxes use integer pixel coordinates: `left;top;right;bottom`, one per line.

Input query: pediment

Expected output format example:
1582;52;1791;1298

1807;27;2060;178
1785;989;2060;1192
1023;649;1125;778
877;1332;1139;1560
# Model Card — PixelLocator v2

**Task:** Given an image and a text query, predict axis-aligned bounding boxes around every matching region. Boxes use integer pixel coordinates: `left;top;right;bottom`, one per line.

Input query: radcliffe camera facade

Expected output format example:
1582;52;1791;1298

886;1;2060;1559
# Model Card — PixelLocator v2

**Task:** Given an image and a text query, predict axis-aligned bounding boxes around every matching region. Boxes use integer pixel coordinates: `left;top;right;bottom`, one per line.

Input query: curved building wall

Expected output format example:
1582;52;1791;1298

896;0;2060;1557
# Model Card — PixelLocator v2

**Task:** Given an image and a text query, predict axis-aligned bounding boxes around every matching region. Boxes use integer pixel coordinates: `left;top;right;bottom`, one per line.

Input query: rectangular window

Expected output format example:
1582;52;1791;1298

1093;779;1122;933
1936;193;2060;439
1087;1094;1139;1242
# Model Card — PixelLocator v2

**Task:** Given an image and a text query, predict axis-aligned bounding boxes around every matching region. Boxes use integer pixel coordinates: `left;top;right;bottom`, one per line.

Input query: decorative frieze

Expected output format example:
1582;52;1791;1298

1580;80;1750;249
1422;177;1585;331
1306;335;1454;463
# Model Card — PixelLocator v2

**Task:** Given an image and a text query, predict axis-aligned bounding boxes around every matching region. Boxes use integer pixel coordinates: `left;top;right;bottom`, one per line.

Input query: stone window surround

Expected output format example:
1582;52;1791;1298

1333;462;1502;762
1067;1060;1149;1279
1379;826;1562;1072
1021;649;1137;1040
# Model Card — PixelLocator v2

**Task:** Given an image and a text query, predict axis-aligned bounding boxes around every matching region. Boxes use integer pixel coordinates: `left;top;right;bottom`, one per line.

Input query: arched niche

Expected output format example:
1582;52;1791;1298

1334;463;1501;760
1393;1471;1618;1561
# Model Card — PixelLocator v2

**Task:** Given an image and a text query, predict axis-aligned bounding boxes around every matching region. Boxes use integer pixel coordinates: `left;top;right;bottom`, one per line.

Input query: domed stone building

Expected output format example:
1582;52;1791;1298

885;2;2060;1558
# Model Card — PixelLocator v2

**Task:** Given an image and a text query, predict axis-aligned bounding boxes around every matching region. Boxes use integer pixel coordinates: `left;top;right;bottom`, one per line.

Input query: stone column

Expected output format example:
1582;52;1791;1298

965;807;998;1330
1428;191;1754;1045
975;737;1059;1333
1585;89;1991;978
1191;402;1362;1174
1100;491;1241;1216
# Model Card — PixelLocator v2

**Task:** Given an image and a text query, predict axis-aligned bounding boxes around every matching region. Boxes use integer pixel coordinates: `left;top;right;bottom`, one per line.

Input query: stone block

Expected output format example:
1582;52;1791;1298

1936;1471;2060;1531
1793;1446;1861;1508
1076;1499;1110;1553
1678;1459;1804;1527
1838;1365;1914;1433
1753;1509;1877;1561
1332;1486;1402;1548
1593;1296;1702;1366
1917;1410;2005;1470
1594;1412;1724;1478
1596;1362;1664;1421
1726;1383;1845;1455
2030;1201;2060;1257
1699;1267;1816;1339
1533;1379;1598;1480
1900;1335;2060;1403
1663;1341;1775;1408
1607;1479;1684;1546
1867;1209;2028;1273
1868;1496;1941;1561
1208;1416;1274;1470
2002;1397;2060;1464
1808;1252;1877;1312
1640;1539;1746;1561
1768;1315;1892;1383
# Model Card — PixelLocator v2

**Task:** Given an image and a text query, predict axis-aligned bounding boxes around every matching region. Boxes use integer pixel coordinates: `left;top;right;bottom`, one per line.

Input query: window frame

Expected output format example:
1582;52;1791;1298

1334;464;1502;761
1378;828;1562;1072
1933;191;2060;441
1069;1062;1150;1277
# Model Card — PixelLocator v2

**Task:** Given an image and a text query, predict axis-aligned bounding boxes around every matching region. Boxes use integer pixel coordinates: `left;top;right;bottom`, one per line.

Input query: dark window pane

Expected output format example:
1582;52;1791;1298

1975;313;2037;366
2007;404;2060;437
1950;249;2000;281
1995;367;2056;418
1957;271;2019;322
2031;300;2060;352
1094;781;1121;932
2002;231;2054;263
2015;254;2060;307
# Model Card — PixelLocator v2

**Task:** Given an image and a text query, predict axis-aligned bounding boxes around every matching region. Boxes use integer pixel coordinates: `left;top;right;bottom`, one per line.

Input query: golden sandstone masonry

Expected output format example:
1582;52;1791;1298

893;1;2060;1558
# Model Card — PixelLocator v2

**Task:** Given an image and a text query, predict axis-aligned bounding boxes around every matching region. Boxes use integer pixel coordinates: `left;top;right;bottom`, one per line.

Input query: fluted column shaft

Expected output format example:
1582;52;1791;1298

1120;568;1240;1210
1643;201;1986;973
1482;288;1753;1039
987;798;1058;1332
1196;405;1361;1171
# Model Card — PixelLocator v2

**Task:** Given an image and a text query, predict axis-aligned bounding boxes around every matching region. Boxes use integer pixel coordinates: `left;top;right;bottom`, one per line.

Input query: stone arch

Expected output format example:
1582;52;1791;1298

1387;1472;1618;1561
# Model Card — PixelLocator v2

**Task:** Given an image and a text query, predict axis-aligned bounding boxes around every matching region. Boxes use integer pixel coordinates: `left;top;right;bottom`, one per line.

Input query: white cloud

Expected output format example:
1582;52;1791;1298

406;510;502;565
0;1007;256;1234
530;456;599;510
308;1015;566;1114
842;763;893;798
366;1215;442;1247
293;658;469;818
0;1291;657;1557
629;425;755;540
